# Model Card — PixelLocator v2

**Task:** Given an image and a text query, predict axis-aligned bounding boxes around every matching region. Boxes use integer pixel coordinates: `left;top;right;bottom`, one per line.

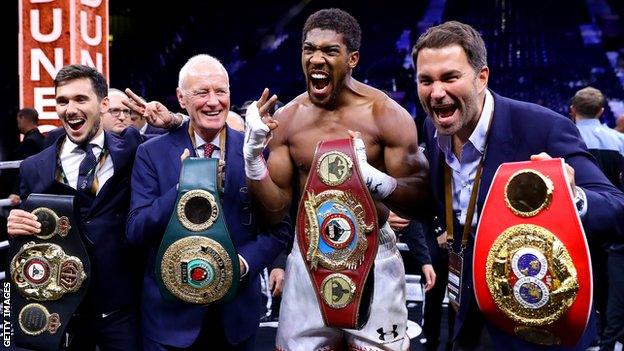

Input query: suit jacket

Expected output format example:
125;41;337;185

43;127;66;148
423;91;624;350
18;128;144;314
126;120;292;347
3;129;45;196
14;128;45;161
143;124;167;135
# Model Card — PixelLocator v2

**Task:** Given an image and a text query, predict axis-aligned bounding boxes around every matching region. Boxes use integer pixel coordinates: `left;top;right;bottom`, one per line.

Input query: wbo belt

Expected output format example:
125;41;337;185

297;138;378;329
156;158;239;304
8;194;89;351
473;159;592;346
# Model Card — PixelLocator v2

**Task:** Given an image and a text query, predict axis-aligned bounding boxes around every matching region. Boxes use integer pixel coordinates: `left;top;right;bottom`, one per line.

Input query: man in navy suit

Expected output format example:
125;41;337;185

6;64;183;350
128;108;167;135
412;21;624;350
126;54;291;350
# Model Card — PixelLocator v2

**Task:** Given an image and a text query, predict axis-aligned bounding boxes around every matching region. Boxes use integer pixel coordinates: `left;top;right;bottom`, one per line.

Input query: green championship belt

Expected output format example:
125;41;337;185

155;157;239;304
9;194;89;351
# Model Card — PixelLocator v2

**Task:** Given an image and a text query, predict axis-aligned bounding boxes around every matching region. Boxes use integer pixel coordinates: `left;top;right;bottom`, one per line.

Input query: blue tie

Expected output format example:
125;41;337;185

77;144;97;195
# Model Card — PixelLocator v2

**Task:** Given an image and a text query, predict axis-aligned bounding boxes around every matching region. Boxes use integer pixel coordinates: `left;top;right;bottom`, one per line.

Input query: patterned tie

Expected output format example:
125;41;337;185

77;144;98;195
203;143;216;158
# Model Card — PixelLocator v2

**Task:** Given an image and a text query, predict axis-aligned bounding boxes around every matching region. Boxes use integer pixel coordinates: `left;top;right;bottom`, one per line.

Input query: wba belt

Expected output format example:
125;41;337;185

156;158;239;304
473;159;592;346
297;138;378;329
8;194;89;351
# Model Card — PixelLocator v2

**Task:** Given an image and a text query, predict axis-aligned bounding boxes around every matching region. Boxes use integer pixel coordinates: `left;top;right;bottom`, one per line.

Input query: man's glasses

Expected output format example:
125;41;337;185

108;108;132;118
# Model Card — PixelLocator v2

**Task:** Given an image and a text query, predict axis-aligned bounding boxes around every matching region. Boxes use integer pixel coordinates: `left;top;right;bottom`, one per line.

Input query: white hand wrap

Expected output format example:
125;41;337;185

243;102;270;180
352;137;397;199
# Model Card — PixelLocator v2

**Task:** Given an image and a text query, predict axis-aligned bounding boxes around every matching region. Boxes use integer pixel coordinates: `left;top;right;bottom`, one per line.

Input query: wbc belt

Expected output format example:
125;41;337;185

8;194;89;351
156;158;239;305
473;159;592;346
297;138;378;329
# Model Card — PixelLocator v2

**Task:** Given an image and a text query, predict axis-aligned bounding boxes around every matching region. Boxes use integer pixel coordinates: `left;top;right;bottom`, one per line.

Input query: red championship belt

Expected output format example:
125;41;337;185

473;158;592;346
297;138;379;329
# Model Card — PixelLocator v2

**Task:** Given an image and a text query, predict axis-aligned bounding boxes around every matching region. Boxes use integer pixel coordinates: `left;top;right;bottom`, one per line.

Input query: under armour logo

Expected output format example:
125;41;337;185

377;324;399;341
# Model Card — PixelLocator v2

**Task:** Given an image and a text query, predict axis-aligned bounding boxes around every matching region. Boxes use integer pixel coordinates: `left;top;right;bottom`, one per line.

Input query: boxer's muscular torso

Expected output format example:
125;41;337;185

268;79;427;222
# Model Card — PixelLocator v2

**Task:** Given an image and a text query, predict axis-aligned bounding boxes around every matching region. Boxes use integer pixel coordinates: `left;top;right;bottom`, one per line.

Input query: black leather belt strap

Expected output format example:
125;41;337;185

9;194;90;351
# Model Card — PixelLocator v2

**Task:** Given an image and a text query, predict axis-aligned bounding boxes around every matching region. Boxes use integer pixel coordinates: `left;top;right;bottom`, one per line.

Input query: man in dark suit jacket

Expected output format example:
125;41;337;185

15;108;45;161
7;64;182;350
126;54;291;350
413;21;624;350
3;108;45;205
43;126;66;148
128;108;167;135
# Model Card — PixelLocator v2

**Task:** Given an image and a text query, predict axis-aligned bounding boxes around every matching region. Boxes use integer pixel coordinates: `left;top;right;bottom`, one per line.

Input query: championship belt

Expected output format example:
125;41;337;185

473;159;592;346
297;138;378;329
156;158;239;304
8;194;89;351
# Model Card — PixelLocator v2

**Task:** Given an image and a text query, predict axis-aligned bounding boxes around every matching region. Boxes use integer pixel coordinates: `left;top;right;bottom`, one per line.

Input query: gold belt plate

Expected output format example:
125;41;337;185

18;303;61;336
303;189;373;271
161;236;233;304
177;190;219;232
31;207;71;240
11;242;86;301
485;224;578;326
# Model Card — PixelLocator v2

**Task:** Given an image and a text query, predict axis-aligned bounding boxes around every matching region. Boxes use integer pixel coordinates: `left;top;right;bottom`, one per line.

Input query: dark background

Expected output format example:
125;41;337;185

1;0;624;179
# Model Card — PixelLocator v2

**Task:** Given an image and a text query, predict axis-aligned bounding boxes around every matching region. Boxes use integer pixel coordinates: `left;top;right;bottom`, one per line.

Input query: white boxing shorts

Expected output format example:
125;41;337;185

276;222;409;351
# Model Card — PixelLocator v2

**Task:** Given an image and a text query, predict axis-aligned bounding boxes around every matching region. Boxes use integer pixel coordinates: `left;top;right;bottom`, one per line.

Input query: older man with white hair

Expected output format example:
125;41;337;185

126;54;292;350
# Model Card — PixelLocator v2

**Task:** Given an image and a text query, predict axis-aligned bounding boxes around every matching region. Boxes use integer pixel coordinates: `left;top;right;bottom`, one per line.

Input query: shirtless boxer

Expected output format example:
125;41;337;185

243;8;429;351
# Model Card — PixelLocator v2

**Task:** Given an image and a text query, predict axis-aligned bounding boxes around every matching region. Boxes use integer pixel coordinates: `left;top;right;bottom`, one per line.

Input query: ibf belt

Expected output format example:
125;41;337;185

473;159;592;346
297;138;378;329
8;194;90;351
156;158;239;304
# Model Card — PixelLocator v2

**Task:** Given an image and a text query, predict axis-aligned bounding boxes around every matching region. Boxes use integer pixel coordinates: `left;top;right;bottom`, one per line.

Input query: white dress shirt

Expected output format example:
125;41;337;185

59;131;113;195
436;90;494;227
194;132;221;159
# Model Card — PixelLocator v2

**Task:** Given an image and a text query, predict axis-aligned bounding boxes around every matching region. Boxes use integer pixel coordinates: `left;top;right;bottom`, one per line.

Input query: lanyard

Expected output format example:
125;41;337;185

444;109;495;252
444;159;484;251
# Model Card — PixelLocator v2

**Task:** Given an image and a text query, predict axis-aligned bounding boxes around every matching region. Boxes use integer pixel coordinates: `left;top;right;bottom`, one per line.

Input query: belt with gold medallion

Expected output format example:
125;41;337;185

473;159;592;346
297;138;378;329
156;158;239;305
9;194;89;351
